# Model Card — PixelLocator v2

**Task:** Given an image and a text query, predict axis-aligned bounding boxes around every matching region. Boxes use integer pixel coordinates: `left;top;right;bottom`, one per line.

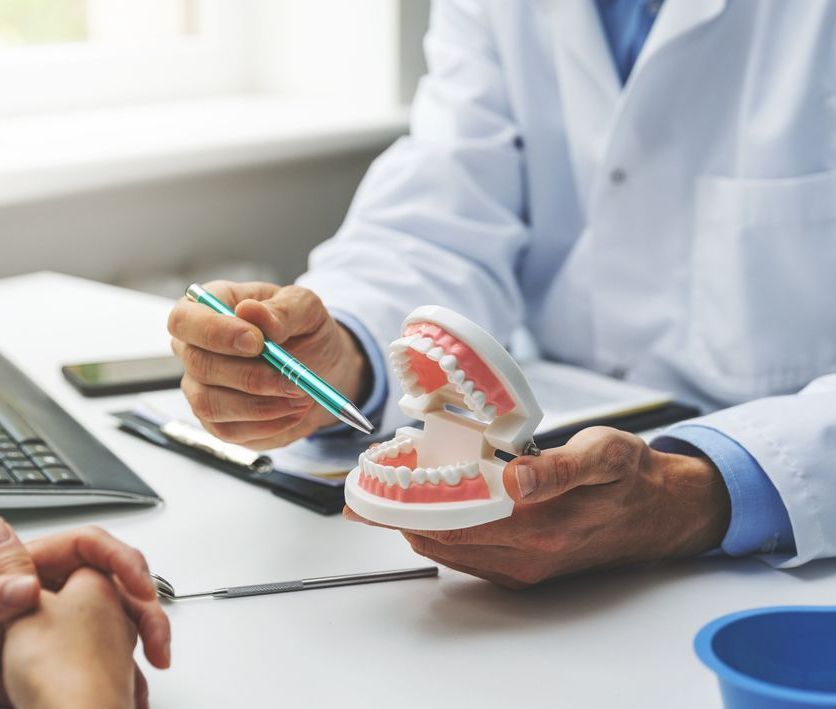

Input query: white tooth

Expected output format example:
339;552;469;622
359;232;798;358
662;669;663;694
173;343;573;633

439;354;457;372
461;380;474;395
441;465;462;485
426;467;441;485
482;404;497;420
427;346;444;361
412;337;433;353
406;384;425;397
402;372;418;386
385;446;399;459
462;462;480;479
389;350;408;363
399;439;414;454
383;466;396;486
396;466;411;489
471;390;486;408
412;467;427;484
451;369;465;384
391;337;414;351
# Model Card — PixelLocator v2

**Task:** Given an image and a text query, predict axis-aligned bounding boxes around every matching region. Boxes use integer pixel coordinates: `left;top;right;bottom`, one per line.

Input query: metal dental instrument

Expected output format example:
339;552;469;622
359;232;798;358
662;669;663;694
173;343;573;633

151;566;439;601
185;283;374;436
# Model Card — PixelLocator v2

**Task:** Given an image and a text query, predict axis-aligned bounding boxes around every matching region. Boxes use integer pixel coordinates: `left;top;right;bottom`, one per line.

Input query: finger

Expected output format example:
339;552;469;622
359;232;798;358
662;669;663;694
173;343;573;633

0;519;40;621
342;507;398;530
503;428;638;504
26;527;156;601
202;409;313;447
119;584;171;670
400;534;529;589
203;406;322;449
181;377;311;424
133;663;150;709
172;340;305;398
168;300;264;357
236;285;327;345
201;280;280;306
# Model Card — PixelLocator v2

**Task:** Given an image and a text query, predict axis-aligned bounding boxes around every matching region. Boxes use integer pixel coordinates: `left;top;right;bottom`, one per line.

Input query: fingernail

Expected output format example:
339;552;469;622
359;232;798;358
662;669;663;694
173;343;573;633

515;465;537;499
290;398;310;408
0;521;10;543
234;331;259;355
3;576;38;605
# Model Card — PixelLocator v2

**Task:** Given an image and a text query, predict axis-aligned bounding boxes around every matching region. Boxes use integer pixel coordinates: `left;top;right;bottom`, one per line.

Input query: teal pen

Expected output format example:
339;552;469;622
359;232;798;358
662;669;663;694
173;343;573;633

185;284;374;436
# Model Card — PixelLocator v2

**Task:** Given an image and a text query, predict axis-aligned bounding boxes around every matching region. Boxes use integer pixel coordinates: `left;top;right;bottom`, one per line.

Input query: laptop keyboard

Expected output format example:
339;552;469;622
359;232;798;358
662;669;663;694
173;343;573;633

0;402;83;486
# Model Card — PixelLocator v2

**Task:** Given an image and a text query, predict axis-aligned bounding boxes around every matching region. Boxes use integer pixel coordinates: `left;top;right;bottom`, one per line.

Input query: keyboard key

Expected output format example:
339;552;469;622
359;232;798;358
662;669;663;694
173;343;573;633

0;468;13;484
30;454;64;468
21;442;53;456
0;402;41;444
9;468;48;484
0;441;18;452
0;451;27;463
4;459;37;470
41;466;82;485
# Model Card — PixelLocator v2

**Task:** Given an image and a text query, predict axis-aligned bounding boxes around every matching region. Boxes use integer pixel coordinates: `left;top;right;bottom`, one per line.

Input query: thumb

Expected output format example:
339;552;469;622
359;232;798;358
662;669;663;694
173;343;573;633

503;451;585;504
0;519;40;621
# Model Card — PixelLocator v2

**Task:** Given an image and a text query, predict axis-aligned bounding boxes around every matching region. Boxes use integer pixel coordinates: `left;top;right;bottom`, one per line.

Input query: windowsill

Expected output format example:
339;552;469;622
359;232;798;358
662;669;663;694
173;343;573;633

0;95;409;206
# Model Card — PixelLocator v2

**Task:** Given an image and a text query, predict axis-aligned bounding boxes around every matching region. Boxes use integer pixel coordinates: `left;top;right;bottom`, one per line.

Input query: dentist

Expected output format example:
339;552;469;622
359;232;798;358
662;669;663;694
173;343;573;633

169;0;836;585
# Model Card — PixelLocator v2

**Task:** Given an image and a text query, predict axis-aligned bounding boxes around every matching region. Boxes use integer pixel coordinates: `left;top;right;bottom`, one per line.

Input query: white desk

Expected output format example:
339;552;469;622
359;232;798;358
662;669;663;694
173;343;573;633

2;272;834;709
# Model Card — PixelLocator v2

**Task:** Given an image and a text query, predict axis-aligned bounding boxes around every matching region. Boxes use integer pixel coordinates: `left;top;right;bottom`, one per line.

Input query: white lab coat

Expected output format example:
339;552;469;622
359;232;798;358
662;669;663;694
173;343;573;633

297;0;836;567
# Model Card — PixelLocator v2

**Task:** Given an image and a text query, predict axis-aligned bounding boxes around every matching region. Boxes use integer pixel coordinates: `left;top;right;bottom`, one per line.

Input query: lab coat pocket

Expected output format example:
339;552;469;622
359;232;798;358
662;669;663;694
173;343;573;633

690;169;836;402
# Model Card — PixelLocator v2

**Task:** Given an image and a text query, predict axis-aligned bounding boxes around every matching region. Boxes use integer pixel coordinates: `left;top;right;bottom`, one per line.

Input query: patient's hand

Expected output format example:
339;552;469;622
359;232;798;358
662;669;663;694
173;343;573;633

168;280;371;449
3;568;146;709
0;521;170;669
346;427;731;588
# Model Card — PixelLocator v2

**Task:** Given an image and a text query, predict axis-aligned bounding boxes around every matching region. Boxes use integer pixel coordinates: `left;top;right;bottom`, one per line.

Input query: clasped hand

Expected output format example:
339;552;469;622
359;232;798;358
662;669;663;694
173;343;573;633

0;522;170;709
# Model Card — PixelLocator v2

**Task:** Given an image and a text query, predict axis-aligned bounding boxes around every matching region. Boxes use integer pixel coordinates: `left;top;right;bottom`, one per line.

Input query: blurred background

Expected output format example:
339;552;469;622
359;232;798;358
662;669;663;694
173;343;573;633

0;0;429;297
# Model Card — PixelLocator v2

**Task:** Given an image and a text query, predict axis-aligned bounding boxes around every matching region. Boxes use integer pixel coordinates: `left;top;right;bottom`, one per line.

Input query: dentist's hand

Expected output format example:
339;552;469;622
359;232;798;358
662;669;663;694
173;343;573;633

168;281;371;449
346;427;731;588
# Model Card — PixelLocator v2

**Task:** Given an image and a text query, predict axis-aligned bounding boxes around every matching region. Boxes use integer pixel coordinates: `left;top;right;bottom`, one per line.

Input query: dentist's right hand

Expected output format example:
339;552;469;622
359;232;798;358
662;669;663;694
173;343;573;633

168;281;371;450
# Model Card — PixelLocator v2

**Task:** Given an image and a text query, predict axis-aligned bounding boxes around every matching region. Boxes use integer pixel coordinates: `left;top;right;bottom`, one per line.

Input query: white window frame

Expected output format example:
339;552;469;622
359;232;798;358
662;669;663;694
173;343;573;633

0;0;249;116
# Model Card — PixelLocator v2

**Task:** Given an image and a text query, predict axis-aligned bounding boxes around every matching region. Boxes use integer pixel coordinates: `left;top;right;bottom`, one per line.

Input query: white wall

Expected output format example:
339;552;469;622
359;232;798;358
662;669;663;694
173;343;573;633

0;146;383;294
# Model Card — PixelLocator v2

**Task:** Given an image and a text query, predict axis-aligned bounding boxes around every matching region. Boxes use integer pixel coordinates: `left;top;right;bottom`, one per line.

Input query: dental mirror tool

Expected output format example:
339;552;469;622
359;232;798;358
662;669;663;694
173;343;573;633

151;566;438;601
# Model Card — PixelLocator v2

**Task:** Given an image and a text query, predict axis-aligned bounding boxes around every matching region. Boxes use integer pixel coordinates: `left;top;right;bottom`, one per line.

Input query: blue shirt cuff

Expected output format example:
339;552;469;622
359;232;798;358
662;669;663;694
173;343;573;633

651;425;796;557
309;310;388;440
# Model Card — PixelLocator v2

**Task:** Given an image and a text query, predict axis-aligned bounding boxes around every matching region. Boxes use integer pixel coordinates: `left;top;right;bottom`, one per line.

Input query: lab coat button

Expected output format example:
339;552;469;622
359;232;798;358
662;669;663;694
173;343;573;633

610;168;627;185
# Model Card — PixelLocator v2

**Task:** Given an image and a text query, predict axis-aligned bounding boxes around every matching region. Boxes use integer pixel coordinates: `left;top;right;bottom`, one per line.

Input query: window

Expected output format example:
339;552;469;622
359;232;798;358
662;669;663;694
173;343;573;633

0;0;200;48
0;0;248;115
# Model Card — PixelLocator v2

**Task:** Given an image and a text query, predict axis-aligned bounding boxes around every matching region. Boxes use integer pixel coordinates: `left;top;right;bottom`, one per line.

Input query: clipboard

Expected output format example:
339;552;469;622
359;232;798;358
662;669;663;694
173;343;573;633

113;411;346;515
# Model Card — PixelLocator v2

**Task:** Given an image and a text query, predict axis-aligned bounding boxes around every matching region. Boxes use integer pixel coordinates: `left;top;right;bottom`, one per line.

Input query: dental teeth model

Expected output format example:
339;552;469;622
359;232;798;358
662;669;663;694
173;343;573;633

344;305;543;530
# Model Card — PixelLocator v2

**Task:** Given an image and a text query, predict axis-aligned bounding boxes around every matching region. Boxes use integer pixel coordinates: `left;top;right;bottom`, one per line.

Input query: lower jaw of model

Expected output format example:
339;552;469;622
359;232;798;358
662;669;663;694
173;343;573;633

357;434;490;503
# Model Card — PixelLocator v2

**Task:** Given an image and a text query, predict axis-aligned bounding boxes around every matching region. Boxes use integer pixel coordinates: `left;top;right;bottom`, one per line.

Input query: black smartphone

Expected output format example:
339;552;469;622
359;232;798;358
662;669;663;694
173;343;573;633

62;355;184;397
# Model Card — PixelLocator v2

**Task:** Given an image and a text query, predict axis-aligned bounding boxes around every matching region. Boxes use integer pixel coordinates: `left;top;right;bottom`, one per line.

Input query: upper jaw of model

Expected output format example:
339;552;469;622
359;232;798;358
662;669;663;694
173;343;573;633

346;305;543;530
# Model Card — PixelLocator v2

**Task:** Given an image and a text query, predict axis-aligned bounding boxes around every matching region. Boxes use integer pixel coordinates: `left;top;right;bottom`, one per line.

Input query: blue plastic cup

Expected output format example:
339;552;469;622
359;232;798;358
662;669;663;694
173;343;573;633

695;606;836;708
